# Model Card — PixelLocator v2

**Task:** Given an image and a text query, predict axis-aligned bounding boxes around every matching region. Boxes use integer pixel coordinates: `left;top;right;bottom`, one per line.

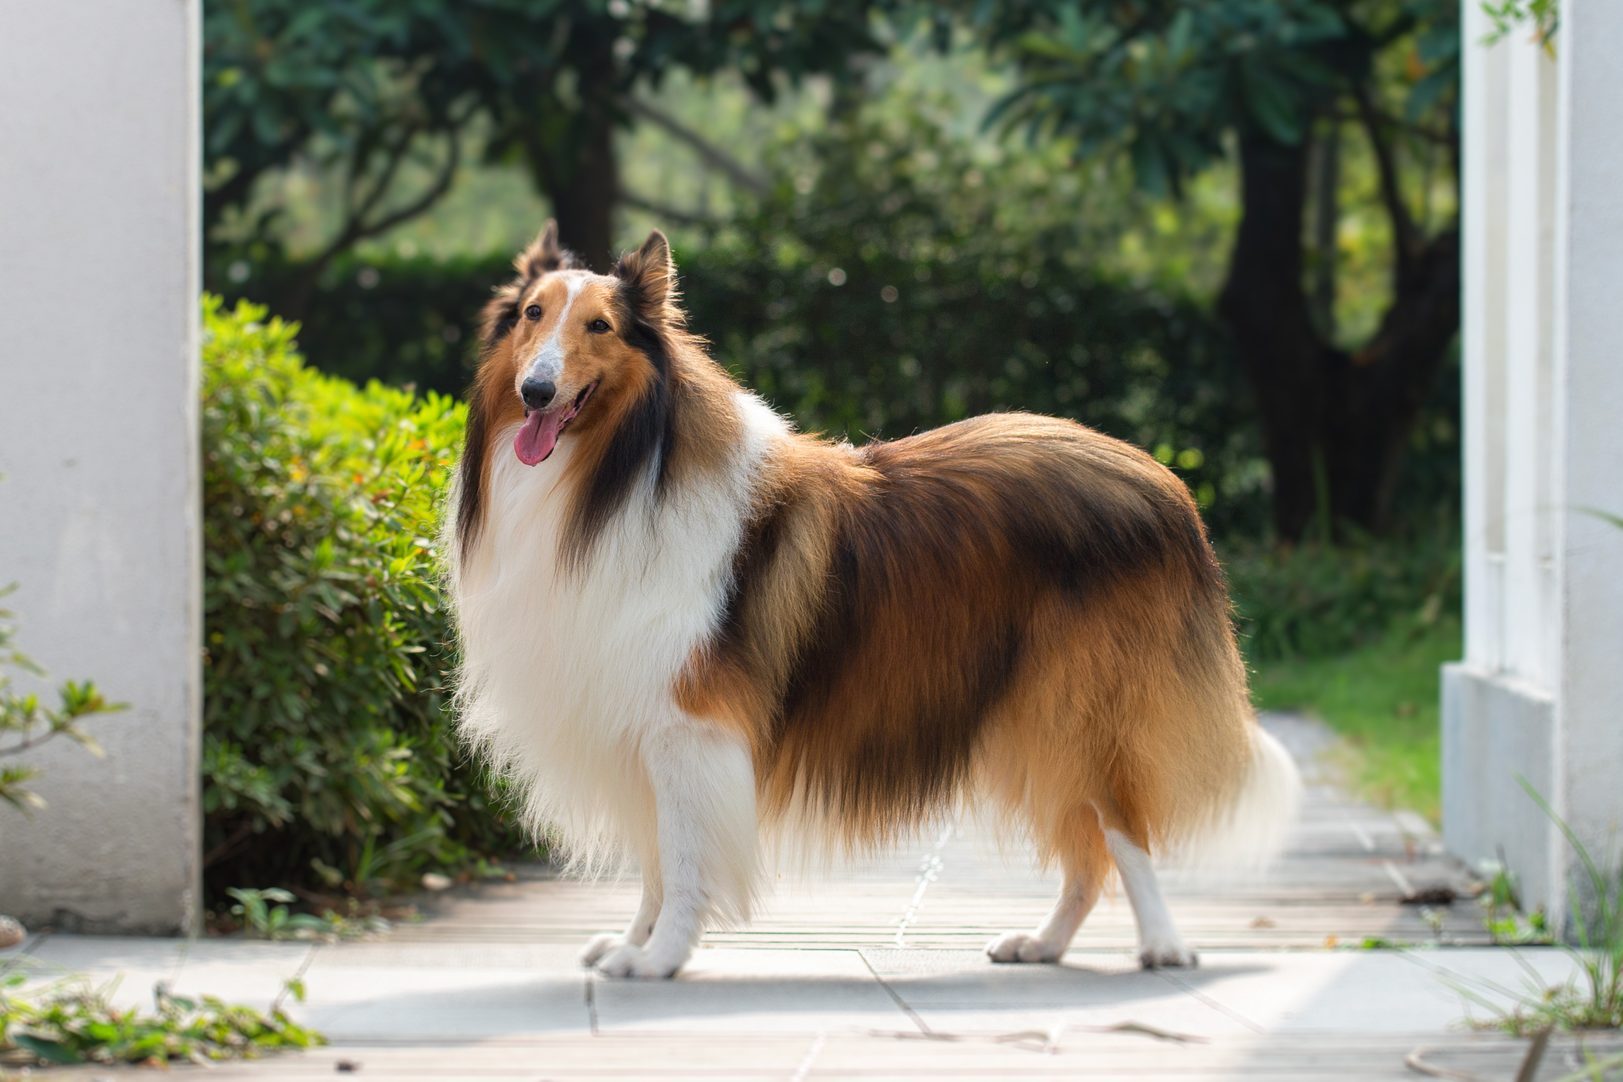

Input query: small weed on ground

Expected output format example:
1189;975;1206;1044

225;887;390;942
1480;863;1555;947
0;969;321;1069
1454;782;1623;1036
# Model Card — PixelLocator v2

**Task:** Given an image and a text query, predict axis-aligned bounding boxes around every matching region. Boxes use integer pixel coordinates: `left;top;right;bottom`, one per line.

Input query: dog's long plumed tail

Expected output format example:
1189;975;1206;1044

1166;720;1302;873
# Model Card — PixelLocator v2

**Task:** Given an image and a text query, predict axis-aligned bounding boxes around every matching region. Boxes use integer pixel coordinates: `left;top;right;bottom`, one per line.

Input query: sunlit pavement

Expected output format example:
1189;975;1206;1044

8;716;1617;1079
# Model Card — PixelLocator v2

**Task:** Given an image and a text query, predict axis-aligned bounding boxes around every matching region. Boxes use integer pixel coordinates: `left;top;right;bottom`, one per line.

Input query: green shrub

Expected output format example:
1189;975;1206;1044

201;296;528;901
1223;515;1462;664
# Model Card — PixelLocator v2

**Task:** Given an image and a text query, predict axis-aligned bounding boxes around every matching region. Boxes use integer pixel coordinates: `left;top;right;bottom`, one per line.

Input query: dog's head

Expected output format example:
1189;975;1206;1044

476;220;680;467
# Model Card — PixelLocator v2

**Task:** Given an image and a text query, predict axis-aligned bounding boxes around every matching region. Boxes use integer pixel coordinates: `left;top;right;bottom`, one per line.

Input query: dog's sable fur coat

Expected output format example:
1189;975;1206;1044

447;222;1300;978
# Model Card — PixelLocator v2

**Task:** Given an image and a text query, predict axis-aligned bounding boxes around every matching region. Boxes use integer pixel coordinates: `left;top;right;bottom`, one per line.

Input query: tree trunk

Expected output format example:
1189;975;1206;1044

516;43;621;271
1218;133;1459;541
534;118;620;272
1218;134;1339;540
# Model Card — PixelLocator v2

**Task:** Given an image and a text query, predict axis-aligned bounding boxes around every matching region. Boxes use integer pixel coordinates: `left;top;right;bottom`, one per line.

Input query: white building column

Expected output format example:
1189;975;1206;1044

1444;0;1623;923
0;4;202;932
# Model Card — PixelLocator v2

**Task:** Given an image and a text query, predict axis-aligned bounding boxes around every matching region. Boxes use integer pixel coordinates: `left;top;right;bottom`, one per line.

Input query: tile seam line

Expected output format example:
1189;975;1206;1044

857;948;934;1038
1156;969;1267;1036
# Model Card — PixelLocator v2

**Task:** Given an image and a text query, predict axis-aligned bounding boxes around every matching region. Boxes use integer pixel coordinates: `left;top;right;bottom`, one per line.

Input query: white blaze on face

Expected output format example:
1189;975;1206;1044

525;274;589;386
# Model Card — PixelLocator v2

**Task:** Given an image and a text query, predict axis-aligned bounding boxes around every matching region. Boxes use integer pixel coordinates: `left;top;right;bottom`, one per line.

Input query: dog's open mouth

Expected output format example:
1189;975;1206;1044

514;381;598;466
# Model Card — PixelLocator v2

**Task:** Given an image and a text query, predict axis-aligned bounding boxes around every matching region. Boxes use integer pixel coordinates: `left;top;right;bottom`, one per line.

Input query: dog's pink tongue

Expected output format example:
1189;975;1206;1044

514;409;564;466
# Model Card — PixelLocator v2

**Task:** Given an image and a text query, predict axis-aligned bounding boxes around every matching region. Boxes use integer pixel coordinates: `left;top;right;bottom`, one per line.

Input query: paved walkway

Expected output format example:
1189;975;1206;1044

7;715;1620;1079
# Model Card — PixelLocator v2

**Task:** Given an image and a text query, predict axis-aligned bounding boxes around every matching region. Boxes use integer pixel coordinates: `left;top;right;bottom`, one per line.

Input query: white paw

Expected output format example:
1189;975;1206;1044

579;933;627;968
1138;939;1198;969
986;931;1062;964
593;942;682;980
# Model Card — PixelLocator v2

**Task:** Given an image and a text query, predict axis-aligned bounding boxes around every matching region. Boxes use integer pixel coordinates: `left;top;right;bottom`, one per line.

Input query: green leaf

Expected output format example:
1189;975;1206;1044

12;1034;85;1065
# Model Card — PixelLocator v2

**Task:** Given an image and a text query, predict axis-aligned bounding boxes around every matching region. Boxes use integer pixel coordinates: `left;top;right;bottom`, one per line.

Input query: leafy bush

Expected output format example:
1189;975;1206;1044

1223;514;1462;663
201;296;528;901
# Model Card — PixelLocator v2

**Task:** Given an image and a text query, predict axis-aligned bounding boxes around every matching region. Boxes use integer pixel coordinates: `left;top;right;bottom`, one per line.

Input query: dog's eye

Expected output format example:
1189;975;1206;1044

524;304;542;321
587;318;611;335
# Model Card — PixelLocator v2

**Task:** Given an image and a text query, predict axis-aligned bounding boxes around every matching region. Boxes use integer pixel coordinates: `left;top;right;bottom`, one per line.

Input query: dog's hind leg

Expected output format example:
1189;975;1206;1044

592;719;756;979
987;808;1110;964
1105;828;1196;969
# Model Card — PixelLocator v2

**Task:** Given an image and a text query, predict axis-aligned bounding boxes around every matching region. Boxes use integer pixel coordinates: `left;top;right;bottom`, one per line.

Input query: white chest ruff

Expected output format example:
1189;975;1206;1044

449;392;786;863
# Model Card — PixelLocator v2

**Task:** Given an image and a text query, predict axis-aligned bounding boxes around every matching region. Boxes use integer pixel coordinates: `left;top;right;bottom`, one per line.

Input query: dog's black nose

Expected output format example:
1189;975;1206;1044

521;378;556;411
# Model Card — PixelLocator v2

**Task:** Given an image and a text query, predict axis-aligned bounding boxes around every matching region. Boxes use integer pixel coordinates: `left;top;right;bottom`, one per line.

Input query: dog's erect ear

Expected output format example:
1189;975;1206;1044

478;279;526;349
480;220;583;348
614;230;676;321
514;219;578;277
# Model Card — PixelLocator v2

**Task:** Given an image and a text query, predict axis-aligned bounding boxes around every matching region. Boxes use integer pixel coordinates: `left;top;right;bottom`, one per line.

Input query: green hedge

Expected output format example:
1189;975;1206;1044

201;296;529;901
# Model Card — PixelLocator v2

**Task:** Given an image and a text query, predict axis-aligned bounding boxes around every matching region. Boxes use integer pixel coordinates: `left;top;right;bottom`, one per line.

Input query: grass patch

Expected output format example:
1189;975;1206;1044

1250;618;1461;823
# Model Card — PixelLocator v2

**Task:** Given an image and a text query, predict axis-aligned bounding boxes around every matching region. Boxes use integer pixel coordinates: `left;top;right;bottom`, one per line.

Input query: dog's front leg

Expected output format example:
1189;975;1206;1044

579;863;661;968
593;720;756;979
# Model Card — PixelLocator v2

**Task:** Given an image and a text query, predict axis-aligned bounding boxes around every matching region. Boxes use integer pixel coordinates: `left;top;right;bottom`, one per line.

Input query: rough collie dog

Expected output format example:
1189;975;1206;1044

447;221;1300;979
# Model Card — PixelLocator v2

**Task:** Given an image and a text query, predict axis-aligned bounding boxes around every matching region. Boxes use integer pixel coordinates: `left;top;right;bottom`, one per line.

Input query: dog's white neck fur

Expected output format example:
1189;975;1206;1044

452;388;789;917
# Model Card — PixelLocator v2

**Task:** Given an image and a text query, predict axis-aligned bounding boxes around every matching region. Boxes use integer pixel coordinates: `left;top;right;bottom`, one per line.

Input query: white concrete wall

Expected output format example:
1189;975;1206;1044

0;3;202;932
1445;0;1623;924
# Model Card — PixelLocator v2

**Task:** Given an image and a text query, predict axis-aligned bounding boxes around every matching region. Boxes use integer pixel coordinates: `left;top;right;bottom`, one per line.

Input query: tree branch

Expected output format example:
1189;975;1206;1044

620;192;722;229
315;123;462;272
1353;84;1419;273
1327;106;1453;148
347;127;419;230
625;98;768;195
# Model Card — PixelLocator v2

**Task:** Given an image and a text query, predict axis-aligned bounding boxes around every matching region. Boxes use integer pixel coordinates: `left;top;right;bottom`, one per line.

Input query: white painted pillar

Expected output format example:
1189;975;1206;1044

0;4;202;932
1445;0;1623;923
1551;0;1623;898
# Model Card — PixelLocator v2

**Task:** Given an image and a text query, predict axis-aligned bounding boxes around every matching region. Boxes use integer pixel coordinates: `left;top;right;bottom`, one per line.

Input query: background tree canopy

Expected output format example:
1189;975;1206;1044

205;0;1462;543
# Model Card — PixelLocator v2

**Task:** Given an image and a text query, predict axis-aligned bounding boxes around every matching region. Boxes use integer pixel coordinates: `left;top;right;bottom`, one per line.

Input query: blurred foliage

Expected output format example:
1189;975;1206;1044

1239;517;1462;821
1481;0;1560;50
1224;512;1461;663
967;0;1458;197
961;0;1461;539
216;103;1278;535
0;591;126;813
692;104;1273;532
211;95;1465;541
204;0;885;267
200;296;530;901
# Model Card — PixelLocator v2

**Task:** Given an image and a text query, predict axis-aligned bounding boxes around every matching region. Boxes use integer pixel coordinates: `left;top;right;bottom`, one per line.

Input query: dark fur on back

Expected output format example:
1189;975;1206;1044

716;415;1228;836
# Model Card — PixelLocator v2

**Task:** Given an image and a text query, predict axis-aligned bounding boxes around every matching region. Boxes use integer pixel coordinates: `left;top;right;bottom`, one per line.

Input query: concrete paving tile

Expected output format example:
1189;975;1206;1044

904;1001;1256;1042
590;947;912;1034
202;1035;822;1080
1159;949;1480;1035
296;957;591;1041
11;934;189;1010
312;940;584;969
868;951;1258;1041
1395;947;1591;1025
167;939;317;1008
